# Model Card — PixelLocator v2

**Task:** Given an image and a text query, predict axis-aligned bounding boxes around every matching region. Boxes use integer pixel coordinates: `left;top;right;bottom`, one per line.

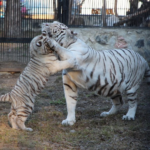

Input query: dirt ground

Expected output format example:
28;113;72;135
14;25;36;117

0;71;150;150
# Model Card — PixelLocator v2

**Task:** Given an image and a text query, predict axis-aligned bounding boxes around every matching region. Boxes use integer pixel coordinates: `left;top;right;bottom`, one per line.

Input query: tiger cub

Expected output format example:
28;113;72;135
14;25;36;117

42;21;150;126
0;35;76;131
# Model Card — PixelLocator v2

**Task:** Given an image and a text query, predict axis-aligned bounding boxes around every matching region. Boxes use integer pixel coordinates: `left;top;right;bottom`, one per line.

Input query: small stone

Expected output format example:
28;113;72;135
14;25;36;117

127;32;132;34
136;31;143;34
70;130;75;133
135;39;144;48
95;35;108;45
42;141;49;146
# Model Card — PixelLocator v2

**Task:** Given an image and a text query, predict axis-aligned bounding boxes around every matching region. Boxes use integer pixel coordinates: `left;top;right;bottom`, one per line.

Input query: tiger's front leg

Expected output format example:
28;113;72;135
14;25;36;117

45;36;73;60
62;72;78;126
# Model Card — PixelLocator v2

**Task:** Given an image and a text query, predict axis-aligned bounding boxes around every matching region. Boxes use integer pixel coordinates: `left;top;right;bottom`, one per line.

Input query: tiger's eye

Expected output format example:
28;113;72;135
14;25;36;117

36;41;42;47
61;43;63;46
42;31;46;36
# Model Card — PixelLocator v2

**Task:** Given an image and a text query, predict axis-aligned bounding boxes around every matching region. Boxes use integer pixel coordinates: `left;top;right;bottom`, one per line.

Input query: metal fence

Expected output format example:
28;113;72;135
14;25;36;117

0;0;150;64
0;0;56;64
67;0;150;27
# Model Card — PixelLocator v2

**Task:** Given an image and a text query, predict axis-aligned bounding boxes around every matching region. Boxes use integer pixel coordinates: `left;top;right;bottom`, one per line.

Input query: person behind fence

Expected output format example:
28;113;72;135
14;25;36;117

0;35;76;131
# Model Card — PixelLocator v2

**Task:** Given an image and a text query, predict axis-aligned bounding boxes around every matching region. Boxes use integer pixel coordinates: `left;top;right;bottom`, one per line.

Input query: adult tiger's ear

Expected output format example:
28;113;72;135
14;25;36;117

67;29;77;39
71;30;77;36
53;21;68;29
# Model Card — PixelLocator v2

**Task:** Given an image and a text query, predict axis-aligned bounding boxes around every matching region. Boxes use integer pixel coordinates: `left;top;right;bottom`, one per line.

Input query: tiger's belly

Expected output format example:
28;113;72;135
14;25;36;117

66;68;124;97
66;70;89;89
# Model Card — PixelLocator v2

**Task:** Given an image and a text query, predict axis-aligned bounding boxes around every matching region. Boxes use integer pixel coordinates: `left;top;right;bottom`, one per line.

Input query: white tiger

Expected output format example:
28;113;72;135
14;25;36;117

42;21;150;126
0;35;76;131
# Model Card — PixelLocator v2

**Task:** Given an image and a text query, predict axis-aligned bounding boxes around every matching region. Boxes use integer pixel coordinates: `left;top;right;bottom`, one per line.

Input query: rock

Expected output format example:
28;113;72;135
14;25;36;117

115;36;128;48
143;49;150;64
95;35;108;45
147;40;150;47
135;39;144;48
42;141;49;146
137;49;150;65
136;31;143;34
70;130;76;133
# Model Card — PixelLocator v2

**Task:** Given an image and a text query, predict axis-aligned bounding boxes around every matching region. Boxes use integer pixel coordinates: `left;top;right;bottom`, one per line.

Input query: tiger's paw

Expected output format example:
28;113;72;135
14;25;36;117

100;111;110;117
68;58;78;68
45;37;57;51
122;115;135;120
24;128;33;132
62;119;76;126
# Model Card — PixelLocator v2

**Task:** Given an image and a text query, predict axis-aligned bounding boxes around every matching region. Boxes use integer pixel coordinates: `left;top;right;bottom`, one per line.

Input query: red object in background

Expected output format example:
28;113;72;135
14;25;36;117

0;0;2;6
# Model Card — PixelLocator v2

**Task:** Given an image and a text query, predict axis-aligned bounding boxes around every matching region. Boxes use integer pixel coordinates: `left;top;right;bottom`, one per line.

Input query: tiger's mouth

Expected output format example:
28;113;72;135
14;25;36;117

41;36;54;54
42;30;52;38
42;31;46;36
44;42;54;54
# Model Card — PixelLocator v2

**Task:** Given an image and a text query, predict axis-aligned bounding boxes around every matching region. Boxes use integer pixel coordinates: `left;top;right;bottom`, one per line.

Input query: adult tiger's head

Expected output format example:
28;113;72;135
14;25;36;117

42;21;77;48
30;35;53;57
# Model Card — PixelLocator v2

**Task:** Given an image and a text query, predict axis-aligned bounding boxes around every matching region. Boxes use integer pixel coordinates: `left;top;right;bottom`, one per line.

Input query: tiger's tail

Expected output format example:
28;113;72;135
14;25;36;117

145;64;150;85
0;92;12;103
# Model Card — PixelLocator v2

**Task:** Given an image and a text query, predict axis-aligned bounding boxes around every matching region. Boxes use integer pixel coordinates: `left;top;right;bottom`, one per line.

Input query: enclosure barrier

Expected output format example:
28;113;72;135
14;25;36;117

0;0;149;64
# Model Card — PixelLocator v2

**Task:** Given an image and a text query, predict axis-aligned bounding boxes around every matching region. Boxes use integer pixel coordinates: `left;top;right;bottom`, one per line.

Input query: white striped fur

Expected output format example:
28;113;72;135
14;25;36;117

0;35;76;131
42;21;150;126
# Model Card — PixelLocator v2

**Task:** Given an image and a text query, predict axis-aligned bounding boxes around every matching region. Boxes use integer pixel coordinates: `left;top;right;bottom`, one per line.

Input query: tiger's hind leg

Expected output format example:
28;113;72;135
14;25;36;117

8;111;20;130
100;94;123;117
16;115;33;131
122;89;138;120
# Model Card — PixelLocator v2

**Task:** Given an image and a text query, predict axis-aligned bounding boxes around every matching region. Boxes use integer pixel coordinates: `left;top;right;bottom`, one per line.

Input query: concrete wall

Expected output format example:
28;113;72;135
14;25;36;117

71;28;150;65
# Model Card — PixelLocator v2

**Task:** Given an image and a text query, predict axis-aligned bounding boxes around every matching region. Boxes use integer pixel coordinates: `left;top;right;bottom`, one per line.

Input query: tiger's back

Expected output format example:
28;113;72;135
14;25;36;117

66;39;149;96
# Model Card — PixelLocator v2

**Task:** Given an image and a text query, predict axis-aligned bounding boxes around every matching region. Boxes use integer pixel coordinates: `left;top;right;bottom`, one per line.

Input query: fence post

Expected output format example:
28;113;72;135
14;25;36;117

102;0;107;27
62;0;69;25
58;0;62;22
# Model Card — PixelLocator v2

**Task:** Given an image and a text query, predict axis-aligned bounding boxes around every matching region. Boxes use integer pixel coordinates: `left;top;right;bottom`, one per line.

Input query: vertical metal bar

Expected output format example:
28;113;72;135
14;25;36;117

102;0;106;27
58;0;62;22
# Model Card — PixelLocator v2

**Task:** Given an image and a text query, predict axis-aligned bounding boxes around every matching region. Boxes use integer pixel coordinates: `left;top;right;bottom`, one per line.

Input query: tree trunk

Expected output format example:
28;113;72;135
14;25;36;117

114;0;118;16
4;0;21;38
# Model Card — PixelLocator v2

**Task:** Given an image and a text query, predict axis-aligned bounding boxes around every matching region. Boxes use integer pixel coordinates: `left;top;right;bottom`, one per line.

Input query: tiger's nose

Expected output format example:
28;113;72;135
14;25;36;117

42;31;46;36
48;32;52;37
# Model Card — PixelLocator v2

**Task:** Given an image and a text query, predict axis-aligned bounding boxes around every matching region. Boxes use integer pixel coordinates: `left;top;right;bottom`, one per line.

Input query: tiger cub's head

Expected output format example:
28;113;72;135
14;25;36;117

30;35;53;58
42;21;77;48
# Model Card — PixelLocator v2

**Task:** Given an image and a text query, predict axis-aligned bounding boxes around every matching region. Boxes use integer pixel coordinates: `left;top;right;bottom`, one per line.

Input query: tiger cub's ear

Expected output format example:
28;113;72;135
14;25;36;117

66;29;77;39
62;29;77;48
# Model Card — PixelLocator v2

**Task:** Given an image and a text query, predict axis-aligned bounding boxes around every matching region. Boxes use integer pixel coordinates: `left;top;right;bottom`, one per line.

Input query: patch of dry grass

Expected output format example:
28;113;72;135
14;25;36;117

0;74;150;150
